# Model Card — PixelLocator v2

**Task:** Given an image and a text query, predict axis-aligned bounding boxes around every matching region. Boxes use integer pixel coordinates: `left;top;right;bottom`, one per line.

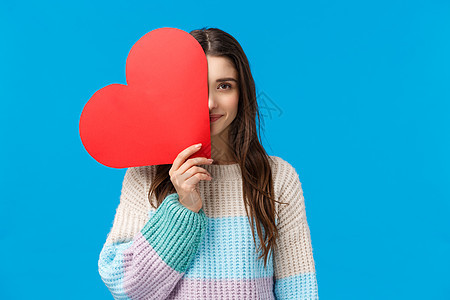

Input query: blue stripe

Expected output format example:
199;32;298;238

274;272;319;299
98;241;134;300
149;211;276;279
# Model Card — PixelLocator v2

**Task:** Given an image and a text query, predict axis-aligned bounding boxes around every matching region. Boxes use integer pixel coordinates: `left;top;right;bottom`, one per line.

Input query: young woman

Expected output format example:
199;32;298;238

98;27;319;299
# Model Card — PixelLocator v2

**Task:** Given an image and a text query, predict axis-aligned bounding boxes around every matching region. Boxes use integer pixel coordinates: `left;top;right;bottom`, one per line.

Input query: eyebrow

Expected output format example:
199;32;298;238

216;77;238;83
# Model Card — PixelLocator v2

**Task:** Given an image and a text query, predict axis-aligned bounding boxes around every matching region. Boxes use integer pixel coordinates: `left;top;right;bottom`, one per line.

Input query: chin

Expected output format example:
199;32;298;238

210;127;224;137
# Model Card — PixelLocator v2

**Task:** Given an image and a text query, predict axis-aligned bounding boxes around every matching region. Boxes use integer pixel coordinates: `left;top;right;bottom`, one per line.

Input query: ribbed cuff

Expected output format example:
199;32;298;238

140;193;208;273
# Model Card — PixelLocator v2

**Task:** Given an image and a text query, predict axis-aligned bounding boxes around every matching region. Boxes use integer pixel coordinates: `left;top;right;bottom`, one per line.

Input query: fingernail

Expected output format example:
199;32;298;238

196;143;202;148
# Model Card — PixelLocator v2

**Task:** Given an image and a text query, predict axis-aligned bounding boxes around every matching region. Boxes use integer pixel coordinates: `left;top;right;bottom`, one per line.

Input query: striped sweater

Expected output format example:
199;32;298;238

98;155;319;299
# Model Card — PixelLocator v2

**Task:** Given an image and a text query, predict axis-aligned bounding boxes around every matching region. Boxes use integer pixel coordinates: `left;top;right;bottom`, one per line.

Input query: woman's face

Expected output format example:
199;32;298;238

207;55;239;137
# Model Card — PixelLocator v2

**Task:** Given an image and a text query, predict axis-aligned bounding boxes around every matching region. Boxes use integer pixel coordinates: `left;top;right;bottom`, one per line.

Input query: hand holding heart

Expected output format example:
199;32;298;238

169;143;214;213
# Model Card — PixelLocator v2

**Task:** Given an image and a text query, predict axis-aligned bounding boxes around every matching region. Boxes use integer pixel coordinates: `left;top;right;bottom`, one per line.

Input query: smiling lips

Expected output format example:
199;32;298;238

210;114;223;122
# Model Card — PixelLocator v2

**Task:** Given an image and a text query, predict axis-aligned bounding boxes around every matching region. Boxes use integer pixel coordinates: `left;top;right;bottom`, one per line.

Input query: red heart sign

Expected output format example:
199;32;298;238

79;27;211;168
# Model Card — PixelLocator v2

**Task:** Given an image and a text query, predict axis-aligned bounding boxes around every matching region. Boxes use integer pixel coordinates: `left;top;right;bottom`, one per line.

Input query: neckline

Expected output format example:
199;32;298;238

202;162;241;180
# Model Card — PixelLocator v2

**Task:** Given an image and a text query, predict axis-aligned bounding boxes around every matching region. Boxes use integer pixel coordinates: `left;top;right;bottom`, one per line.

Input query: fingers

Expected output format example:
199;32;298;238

168;143;212;213
184;172;213;187
181;165;212;181
171;143;203;173
177;157;213;176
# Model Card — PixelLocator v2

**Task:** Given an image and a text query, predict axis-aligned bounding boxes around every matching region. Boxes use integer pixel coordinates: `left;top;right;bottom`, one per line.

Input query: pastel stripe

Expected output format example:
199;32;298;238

98;241;133;300
146;212;276;279
274;272;319;299
122;231;184;299
140;192;208;273
166;277;275;299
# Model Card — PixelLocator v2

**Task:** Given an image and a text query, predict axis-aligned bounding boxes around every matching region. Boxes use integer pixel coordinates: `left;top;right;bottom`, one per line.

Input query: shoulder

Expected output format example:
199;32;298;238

268;155;304;213
268;155;301;187
268;155;295;170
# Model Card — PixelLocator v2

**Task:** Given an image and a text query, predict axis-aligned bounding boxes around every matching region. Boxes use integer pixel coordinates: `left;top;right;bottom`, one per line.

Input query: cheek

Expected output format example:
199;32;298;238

224;93;239;112
224;95;239;123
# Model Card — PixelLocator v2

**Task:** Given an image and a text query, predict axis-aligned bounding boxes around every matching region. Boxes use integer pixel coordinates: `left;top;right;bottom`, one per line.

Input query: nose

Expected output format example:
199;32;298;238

208;94;217;111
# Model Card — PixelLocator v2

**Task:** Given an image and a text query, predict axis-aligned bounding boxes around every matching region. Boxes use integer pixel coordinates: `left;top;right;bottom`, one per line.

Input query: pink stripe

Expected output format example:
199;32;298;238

122;231;183;299
167;276;275;299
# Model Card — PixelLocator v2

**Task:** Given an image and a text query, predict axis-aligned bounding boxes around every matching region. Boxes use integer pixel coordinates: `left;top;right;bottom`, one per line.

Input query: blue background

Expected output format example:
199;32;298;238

1;0;449;299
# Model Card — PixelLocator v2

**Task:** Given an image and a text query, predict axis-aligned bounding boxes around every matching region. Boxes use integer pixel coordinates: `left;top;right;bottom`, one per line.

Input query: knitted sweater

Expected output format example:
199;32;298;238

98;156;319;299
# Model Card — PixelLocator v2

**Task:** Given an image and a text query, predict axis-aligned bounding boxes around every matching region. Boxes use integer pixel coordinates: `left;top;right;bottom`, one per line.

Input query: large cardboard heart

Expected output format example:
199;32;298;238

79;27;210;168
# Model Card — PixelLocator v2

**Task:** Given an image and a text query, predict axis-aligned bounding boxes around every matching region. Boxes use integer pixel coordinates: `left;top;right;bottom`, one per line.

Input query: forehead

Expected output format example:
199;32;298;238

206;55;237;78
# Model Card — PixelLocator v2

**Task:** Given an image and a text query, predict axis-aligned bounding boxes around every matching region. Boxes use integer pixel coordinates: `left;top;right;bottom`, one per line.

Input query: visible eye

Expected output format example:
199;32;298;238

218;83;232;90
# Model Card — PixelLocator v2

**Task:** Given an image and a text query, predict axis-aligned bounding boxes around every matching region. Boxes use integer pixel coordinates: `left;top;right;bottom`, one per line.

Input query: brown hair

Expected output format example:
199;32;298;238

147;27;287;268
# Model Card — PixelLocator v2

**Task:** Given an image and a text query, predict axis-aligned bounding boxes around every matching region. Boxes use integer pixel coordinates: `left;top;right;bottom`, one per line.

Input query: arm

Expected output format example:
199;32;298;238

98;167;208;300
273;162;319;299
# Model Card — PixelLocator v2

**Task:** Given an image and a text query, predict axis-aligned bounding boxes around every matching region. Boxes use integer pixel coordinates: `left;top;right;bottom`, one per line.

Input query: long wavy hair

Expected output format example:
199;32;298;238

147;27;287;268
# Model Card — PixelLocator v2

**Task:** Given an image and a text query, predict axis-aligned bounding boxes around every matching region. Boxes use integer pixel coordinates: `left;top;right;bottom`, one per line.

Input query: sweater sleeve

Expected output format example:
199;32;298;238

98;167;209;300
273;161;319;299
